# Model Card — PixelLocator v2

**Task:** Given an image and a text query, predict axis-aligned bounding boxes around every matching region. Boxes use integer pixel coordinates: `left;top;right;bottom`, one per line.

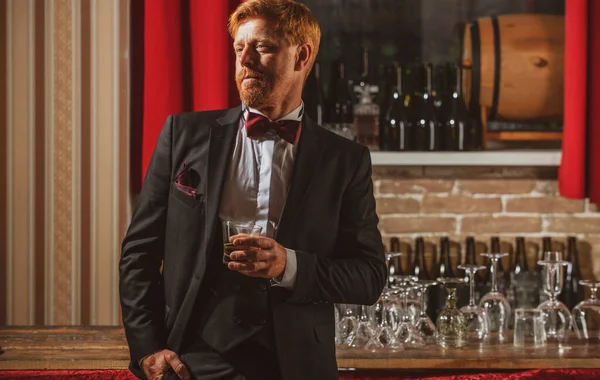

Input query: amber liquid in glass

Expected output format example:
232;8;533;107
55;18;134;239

222;243;253;264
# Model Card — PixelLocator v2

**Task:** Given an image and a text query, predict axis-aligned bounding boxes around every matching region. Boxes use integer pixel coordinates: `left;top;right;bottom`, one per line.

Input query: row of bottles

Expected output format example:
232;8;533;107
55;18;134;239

385;236;584;322
303;48;482;152
376;62;480;152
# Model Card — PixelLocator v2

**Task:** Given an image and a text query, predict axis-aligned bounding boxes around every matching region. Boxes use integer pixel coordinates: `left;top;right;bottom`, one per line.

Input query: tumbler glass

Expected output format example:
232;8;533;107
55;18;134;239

514;308;546;348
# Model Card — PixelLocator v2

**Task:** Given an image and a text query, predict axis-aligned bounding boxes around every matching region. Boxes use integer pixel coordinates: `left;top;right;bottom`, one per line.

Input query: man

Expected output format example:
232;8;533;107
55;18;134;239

119;1;386;379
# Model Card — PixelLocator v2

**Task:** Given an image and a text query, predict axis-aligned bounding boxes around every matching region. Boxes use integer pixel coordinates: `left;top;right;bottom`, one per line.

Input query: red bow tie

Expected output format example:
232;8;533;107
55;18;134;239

245;112;301;144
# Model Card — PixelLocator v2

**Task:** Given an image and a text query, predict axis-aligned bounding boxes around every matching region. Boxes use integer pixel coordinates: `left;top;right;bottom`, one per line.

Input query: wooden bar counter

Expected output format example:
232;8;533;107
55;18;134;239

1;327;599;371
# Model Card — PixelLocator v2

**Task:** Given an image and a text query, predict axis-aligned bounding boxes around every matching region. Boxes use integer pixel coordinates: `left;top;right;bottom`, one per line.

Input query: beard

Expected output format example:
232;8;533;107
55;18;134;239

236;68;273;108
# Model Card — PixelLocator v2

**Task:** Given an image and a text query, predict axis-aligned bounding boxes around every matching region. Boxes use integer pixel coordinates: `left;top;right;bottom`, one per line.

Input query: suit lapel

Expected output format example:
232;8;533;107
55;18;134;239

276;115;325;243
202;106;242;256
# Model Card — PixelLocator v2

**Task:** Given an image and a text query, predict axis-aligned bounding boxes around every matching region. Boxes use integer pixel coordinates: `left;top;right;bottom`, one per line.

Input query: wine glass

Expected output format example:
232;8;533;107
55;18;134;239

436;277;468;348
537;251;572;341
366;290;403;351
391;275;425;347
343;304;375;348
336;304;359;346
366;252;404;351
375;252;403;330
385;251;403;288
458;265;490;342
479;252;511;342
414;280;438;344
572;280;600;341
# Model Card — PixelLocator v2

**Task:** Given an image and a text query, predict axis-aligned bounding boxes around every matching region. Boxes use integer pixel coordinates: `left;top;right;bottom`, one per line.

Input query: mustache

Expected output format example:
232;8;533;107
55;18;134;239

237;68;269;81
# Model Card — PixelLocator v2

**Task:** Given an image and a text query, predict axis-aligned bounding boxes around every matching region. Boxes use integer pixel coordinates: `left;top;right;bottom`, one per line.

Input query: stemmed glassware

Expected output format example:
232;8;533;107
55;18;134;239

414;280;438;344
537;251;572;341
366;252;403;351
572;280;600;341
366;289;402;351
343;304;375;348
436;277;468;348
336;304;359;346
391;275;425;347
458;265;489;342
479;253;511;342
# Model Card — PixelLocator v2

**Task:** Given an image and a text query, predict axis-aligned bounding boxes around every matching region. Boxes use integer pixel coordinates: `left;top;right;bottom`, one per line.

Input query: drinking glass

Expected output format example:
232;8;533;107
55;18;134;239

458;265;490;342
385;252;403;288
366;290;402;351
343;304;375;348
436;277;468;348
514;308;546;348
537;251;572;341
572;280;600;341
334;304;341;345
479;253;511;342
414;280;438;344
366;252;403;351
221;221;262;264
372;252;403;332
336;304;359;346
391;275;425;347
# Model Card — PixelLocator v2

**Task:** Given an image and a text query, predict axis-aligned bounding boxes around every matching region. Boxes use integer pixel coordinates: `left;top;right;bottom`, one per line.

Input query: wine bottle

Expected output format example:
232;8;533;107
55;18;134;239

396;65;412;151
432;237;455;319
539;236;554;303
484;237;508;296
433;63;447;150
381;64;410;151
512;237;539;309
436;237;455;278
465;236;482;302
560;236;583;309
389;237;403;276
303;61;325;125
410;63;439;151
411;237;430;280
443;64;472;151
460;65;483;150
379;64;396;151
465;236;477;265
325;59;354;139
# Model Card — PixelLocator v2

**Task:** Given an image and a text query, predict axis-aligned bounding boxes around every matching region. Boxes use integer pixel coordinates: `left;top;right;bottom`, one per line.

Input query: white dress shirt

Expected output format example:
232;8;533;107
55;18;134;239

218;102;304;289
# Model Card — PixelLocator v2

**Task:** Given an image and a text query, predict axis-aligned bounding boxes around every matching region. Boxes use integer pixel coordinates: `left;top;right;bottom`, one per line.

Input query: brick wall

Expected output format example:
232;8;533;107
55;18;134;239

373;166;600;280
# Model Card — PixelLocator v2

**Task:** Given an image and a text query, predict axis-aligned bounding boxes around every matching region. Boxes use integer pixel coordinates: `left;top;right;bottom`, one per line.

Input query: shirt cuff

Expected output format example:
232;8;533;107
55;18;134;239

271;248;297;289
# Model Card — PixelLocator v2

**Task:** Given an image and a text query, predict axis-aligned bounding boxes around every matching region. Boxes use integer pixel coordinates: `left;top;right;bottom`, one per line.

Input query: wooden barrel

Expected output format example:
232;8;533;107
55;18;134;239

461;14;564;121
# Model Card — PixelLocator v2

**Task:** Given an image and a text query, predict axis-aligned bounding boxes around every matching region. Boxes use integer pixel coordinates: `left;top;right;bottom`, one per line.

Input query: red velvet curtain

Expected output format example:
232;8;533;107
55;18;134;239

130;0;241;191
559;0;600;203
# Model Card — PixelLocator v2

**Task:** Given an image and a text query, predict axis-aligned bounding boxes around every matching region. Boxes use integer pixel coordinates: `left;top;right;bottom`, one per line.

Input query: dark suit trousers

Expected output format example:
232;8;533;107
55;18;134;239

163;335;282;380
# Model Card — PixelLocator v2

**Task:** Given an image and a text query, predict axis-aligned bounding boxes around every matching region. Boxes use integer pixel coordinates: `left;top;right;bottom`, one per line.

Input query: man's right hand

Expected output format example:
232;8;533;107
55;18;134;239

141;349;190;380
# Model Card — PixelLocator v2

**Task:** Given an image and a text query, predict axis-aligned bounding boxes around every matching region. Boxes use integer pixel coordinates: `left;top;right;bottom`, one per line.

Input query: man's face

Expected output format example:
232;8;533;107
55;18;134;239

234;17;301;109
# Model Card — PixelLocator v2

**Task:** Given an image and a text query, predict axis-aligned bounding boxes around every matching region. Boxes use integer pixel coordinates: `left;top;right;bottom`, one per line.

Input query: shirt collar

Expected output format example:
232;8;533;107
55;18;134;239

243;101;304;123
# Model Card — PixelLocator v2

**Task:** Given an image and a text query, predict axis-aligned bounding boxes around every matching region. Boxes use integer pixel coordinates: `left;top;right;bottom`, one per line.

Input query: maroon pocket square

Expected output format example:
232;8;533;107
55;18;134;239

174;182;197;198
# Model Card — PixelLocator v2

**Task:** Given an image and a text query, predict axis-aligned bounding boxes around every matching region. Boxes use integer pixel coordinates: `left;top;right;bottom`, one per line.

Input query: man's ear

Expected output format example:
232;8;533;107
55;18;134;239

295;43;313;72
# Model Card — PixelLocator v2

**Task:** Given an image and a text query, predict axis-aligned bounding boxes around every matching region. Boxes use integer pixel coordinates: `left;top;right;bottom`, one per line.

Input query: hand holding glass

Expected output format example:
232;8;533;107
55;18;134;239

221;221;262;264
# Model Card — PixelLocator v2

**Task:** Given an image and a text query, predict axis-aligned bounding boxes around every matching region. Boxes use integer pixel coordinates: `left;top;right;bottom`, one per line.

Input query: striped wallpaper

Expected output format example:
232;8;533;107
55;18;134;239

0;0;131;326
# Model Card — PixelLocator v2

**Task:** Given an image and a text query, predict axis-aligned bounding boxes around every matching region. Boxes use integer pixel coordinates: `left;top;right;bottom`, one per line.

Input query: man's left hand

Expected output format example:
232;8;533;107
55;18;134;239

227;235;287;279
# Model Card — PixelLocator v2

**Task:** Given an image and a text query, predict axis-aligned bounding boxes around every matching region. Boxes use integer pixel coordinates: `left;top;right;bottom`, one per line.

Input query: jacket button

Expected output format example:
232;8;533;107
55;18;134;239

233;283;241;291
233;315;241;325
258;317;267;325
259;283;267;291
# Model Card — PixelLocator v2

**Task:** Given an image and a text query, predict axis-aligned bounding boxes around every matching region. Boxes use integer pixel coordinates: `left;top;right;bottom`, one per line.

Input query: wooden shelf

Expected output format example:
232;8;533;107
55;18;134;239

370;150;561;167
336;339;600;369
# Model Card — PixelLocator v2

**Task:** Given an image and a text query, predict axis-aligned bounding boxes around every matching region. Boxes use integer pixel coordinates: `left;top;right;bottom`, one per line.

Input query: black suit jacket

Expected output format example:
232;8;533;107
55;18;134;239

119;106;386;380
